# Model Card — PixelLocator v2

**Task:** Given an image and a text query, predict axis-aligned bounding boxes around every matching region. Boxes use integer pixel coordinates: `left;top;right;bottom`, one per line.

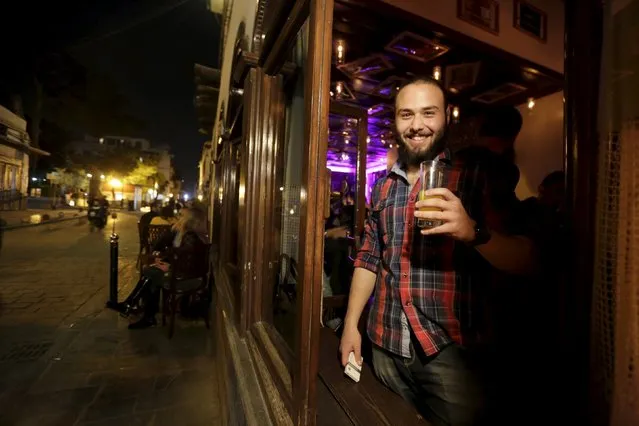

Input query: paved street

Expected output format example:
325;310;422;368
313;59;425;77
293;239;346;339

0;213;220;426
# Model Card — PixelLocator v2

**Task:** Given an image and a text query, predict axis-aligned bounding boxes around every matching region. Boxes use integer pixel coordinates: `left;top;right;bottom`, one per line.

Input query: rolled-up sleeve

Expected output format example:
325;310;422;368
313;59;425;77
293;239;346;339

354;181;382;274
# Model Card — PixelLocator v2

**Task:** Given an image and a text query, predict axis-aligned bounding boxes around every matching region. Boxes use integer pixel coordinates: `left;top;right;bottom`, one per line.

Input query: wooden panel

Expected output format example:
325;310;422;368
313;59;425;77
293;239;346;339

262;0;311;75
317;328;428;426
260;71;287;326
248;330;294;425
251;322;295;418
256;71;286;327
293;0;334;425
246;68;262;328
261;0;297;59
239;69;257;332
564;0;602;423
316;377;353;426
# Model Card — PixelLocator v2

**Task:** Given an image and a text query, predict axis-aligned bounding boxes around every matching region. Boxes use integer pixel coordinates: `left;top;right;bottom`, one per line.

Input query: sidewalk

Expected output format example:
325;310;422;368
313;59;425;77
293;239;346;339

0;208;84;229
0;212;220;425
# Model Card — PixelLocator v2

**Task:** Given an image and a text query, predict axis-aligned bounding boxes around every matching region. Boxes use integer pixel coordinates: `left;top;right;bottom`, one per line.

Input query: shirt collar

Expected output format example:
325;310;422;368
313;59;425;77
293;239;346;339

386;149;452;180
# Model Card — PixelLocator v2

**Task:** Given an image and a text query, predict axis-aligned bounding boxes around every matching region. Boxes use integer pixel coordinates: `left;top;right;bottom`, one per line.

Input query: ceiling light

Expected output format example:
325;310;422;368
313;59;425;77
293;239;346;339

433;66;442;81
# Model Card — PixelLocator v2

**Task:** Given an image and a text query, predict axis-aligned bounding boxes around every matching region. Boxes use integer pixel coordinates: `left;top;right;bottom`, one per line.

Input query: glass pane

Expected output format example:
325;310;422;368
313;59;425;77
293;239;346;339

211;152;223;265
272;21;308;348
324;113;359;300
228;143;240;265
365;126;392;207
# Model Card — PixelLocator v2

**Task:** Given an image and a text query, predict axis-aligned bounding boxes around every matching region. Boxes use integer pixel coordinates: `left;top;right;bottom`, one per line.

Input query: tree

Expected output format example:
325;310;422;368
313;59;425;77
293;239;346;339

125;161;164;187
50;167;90;192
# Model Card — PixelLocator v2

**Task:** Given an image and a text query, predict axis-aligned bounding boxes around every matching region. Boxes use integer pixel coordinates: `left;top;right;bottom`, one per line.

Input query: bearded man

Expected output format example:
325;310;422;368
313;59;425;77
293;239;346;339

338;77;536;426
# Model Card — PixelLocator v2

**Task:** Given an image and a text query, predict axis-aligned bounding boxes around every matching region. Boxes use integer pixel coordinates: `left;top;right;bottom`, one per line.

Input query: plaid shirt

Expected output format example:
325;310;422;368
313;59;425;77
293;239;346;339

354;150;487;357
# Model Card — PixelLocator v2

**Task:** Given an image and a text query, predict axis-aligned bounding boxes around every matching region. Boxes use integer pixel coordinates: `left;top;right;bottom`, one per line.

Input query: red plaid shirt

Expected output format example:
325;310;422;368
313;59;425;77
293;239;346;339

355;150;488;357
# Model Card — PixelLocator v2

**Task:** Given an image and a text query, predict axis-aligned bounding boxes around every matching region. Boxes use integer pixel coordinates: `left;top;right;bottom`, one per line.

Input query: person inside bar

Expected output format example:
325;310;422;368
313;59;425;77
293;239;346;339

339;76;537;426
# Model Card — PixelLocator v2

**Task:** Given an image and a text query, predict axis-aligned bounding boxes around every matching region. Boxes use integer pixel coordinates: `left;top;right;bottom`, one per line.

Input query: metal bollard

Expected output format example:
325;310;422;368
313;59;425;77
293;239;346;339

106;232;119;310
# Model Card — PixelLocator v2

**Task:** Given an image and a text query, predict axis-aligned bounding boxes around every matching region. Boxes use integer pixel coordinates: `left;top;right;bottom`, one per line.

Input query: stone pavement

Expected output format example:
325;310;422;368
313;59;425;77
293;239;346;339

0;213;220;426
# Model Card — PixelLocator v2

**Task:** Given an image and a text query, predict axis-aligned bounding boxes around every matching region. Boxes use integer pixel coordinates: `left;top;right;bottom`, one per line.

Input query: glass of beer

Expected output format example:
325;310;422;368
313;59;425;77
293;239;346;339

417;160;447;229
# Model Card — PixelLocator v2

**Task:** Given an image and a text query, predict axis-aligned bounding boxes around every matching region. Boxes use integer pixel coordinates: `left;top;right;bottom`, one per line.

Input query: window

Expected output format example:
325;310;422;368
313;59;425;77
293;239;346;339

210;148;223;265
271;21;309;349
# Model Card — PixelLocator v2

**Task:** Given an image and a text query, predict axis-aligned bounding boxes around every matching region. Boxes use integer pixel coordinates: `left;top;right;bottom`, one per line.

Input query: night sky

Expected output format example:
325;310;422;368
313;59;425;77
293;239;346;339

2;0;221;190
70;0;221;189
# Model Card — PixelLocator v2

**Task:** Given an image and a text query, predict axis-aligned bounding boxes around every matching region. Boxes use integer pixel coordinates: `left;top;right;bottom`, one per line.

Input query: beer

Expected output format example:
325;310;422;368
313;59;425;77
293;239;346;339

416;160;447;229
417;190;444;229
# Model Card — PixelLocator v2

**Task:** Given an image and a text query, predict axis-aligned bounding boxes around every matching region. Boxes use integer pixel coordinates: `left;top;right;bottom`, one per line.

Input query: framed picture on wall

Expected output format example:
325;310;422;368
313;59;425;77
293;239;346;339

457;0;500;35
514;0;548;42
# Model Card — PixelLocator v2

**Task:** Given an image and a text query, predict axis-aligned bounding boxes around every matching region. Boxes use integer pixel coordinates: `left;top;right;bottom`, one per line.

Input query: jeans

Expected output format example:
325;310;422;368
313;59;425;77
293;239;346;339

372;340;483;426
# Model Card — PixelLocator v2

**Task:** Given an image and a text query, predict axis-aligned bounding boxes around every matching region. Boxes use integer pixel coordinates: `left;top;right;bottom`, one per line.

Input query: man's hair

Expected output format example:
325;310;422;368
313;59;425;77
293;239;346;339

395;76;448;112
478;106;523;141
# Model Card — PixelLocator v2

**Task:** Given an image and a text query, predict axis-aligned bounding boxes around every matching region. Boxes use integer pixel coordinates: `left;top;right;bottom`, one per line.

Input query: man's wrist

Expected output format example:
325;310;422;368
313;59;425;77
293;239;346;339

460;219;477;243
468;221;492;247
344;317;359;330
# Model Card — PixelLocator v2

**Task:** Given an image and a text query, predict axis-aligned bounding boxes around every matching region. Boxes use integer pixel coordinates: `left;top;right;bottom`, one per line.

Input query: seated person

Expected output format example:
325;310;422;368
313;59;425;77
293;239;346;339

150;206;177;226
116;206;208;329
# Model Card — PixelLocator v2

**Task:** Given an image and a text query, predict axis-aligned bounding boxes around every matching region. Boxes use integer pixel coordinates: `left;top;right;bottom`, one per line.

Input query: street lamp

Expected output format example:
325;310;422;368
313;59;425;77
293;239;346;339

100;175;105;180
86;173;93;178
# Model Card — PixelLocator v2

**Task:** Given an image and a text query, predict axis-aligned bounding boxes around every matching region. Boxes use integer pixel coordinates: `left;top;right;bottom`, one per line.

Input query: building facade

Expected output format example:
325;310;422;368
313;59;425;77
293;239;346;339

201;0;625;425
0;104;49;210
67;135;177;206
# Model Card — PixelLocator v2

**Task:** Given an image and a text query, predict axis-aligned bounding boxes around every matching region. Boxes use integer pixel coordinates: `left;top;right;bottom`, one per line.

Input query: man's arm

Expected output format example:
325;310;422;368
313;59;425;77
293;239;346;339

474;230;536;275
416;188;537;275
340;182;382;366
344;268;377;330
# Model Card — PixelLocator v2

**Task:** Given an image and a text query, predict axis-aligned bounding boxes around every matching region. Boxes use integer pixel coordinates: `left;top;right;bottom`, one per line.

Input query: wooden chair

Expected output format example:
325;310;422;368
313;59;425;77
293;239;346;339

136;221;145;270
138;224;172;275
162;243;211;338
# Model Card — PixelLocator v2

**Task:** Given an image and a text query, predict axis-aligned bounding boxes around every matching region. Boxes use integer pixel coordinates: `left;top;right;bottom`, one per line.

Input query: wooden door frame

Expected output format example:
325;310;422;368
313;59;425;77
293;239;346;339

329;101;369;246
291;1;334;425
564;0;602;423
228;1;335;424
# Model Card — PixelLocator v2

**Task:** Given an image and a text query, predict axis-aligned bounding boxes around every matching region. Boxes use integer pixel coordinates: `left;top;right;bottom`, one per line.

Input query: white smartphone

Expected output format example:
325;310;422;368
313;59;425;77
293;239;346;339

344;351;362;383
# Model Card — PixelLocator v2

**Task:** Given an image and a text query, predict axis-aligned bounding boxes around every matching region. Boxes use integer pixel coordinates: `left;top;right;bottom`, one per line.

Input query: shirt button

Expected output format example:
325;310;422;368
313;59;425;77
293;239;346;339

409;195;415;202
402;273;407;278
405;300;412;306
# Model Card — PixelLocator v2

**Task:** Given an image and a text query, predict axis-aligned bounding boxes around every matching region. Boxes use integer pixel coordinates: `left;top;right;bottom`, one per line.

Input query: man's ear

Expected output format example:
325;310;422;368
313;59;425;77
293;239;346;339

445;105;451;125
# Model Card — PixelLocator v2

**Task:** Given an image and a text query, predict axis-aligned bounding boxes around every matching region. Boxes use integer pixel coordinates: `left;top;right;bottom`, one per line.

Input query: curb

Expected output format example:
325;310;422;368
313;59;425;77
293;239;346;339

1;215;87;231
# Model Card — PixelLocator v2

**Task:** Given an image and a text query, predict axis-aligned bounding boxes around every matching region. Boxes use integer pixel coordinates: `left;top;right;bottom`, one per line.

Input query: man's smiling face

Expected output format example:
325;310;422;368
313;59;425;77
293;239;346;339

395;82;448;167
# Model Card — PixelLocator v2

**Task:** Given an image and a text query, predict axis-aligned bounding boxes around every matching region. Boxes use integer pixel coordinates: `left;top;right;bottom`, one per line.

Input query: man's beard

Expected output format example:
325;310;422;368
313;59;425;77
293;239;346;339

396;128;448;168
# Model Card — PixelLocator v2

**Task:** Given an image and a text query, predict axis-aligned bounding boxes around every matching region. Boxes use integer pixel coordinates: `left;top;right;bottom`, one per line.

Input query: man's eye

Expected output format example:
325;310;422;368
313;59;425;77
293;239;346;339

424;111;435;117
400;112;412;119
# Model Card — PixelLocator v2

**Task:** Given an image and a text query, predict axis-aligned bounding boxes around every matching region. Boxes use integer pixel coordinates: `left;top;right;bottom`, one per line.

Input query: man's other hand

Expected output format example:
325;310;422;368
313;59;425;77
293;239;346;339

339;325;362;367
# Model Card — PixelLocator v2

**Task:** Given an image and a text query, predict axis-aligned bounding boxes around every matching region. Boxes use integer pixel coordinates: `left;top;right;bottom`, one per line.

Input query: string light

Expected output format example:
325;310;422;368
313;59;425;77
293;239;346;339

527;97;536;110
452;106;460;119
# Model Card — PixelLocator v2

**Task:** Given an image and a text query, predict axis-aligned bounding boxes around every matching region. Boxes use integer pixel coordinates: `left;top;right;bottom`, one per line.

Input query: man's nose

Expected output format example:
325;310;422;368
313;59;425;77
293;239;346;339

410;115;425;131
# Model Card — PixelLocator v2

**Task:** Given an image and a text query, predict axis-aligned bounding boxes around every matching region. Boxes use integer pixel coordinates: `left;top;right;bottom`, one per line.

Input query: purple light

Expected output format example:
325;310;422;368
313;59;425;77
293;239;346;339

327;162;388;174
